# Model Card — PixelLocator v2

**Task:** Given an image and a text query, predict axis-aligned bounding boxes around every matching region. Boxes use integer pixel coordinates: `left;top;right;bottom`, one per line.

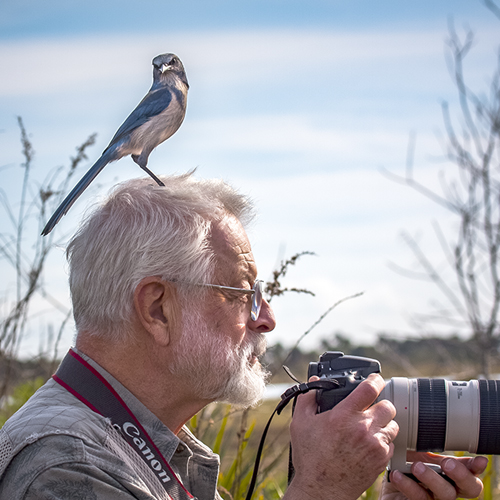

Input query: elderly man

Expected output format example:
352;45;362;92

0;174;486;499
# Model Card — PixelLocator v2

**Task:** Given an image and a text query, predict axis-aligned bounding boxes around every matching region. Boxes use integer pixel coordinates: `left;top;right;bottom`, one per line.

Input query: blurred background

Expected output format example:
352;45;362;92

2;0;498;359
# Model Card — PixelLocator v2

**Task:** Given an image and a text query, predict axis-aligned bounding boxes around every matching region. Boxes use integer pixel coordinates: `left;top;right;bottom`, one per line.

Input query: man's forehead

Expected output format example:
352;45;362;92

210;216;256;280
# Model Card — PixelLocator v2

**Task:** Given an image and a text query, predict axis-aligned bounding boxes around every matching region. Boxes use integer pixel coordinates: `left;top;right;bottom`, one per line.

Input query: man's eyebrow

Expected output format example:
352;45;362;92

230;271;255;289
246;274;259;287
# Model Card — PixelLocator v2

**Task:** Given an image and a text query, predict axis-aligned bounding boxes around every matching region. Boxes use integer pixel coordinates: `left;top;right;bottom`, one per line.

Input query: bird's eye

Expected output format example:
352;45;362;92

171;57;177;65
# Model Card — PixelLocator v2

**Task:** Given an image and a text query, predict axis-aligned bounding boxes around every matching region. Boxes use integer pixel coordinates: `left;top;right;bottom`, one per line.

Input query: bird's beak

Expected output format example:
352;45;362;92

160;63;172;74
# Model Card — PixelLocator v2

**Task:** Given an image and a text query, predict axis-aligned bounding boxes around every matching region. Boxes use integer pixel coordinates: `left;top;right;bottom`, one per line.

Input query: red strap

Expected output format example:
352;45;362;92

53;349;194;499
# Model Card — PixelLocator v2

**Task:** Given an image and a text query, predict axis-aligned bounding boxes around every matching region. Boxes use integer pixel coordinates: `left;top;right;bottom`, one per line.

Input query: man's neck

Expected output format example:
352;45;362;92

75;334;209;434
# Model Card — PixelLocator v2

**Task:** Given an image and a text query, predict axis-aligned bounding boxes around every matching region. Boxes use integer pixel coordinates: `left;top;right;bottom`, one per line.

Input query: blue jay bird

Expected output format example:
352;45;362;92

41;53;189;236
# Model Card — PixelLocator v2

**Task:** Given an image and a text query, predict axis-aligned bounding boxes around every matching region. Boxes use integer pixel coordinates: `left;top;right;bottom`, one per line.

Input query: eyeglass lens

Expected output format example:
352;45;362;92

251;280;264;321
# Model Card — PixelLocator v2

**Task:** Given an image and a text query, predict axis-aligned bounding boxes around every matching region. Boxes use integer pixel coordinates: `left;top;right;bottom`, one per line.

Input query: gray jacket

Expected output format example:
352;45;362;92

0;351;221;499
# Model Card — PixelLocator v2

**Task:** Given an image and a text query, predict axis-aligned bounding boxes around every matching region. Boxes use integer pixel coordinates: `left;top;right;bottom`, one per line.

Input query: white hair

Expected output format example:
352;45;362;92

67;172;255;341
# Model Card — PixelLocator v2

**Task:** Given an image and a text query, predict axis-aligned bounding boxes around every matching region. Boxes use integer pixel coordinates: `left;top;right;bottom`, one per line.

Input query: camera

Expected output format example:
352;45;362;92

308;351;500;475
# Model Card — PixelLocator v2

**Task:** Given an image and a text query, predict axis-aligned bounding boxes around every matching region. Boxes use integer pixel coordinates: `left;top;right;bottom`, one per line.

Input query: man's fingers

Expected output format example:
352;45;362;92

381;418;400;446
294;373;396;432
293;384;321;419
294;373;385;419
389;469;433;500
391;457;487;500
465;455;489;475
412;462;459;500
338;373;386;412
441;458;486;498
409;453;488;475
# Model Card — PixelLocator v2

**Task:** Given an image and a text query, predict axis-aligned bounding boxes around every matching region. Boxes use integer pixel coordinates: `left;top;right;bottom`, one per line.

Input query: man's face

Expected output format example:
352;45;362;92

170;216;276;407
207;216;276;359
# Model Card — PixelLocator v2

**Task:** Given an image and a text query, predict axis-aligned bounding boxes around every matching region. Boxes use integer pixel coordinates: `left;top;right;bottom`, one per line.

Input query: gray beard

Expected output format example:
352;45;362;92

169;308;270;408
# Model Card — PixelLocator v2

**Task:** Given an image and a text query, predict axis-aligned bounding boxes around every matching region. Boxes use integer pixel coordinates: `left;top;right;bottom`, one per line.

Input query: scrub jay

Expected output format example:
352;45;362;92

42;53;189;236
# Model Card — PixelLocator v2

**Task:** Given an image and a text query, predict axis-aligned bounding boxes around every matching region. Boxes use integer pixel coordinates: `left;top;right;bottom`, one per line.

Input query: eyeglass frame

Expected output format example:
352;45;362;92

173;279;264;321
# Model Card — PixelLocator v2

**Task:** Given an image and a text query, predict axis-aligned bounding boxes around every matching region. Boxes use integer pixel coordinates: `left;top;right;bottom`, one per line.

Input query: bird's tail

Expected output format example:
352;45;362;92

41;153;112;236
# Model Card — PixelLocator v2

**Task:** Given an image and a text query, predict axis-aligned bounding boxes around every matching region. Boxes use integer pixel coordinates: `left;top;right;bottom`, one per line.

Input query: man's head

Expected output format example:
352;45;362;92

67;173;275;407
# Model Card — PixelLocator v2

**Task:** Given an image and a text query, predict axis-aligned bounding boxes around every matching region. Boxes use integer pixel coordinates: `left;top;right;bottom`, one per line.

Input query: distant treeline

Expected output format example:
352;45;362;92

264;333;499;383
2;332;498;393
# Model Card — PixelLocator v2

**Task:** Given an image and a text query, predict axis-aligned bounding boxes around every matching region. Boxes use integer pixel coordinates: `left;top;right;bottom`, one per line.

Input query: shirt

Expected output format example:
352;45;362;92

0;349;221;500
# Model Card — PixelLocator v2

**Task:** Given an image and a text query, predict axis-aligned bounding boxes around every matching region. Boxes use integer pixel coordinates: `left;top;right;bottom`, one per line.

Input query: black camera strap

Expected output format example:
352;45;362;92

245;379;339;500
53;349;193;500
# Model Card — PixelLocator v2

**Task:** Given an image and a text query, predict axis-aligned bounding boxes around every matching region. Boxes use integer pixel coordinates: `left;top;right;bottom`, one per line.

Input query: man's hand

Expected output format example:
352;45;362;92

380;452;488;500
283;373;399;500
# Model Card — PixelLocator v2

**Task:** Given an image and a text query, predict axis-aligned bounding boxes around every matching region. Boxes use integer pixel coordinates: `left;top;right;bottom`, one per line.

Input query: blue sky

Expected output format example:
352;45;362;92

1;0;499;357
1;0;495;36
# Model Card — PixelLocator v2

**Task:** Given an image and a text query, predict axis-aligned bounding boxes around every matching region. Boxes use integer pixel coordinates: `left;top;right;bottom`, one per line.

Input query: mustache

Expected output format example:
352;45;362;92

241;332;267;359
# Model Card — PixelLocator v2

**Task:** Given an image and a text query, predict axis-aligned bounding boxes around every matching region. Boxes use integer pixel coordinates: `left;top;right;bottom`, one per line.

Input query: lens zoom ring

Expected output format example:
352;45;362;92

477;380;500;454
417;379;447;452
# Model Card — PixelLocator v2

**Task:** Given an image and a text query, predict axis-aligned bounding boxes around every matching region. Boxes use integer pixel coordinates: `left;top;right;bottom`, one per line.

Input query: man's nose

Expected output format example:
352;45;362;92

251;298;276;333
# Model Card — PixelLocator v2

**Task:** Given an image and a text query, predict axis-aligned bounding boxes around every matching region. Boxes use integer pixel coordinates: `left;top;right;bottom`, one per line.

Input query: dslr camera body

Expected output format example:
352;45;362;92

308;351;500;475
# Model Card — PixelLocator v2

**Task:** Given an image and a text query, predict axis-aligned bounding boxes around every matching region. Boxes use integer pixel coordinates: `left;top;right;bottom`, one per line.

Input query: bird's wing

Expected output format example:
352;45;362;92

105;86;175;149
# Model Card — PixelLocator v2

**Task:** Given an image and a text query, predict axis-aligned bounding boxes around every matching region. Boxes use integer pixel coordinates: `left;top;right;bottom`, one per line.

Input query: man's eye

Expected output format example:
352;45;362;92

222;290;249;303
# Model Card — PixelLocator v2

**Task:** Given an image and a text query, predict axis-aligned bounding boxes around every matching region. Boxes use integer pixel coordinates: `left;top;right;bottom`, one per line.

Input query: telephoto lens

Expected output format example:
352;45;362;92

309;352;500;476
378;378;500;474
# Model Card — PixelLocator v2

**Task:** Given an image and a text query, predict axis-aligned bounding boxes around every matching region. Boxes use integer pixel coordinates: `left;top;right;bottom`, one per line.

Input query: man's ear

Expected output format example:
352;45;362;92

133;277;180;346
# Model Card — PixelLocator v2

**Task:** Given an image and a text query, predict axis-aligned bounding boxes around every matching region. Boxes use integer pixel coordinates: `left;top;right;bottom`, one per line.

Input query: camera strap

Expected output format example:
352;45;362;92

53;349;193;500
245;379;339;500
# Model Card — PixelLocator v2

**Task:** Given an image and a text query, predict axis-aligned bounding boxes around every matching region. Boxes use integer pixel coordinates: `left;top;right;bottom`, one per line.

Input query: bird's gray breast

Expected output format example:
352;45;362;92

130;101;185;151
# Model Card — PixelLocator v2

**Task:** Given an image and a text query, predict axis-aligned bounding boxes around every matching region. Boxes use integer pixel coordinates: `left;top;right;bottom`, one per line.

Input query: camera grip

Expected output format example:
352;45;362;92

318;386;353;412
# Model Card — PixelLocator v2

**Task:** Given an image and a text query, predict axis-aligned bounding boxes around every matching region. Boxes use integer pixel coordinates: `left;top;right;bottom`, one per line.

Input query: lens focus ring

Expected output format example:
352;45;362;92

478;379;500;454
416;378;447;452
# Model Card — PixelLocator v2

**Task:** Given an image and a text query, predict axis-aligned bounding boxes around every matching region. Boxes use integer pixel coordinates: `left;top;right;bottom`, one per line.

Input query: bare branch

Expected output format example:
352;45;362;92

483;0;500;20
264;251;316;302
282;291;364;365
400;231;468;319
0;121;96;398
384;12;500;376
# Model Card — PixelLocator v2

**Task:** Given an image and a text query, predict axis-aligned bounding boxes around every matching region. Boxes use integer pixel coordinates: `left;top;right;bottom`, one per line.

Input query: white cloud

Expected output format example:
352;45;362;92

2;26;496;97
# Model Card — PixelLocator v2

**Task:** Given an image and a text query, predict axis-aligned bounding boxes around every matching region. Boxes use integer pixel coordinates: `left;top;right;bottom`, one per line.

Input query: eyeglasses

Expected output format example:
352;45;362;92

192;279;264;321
